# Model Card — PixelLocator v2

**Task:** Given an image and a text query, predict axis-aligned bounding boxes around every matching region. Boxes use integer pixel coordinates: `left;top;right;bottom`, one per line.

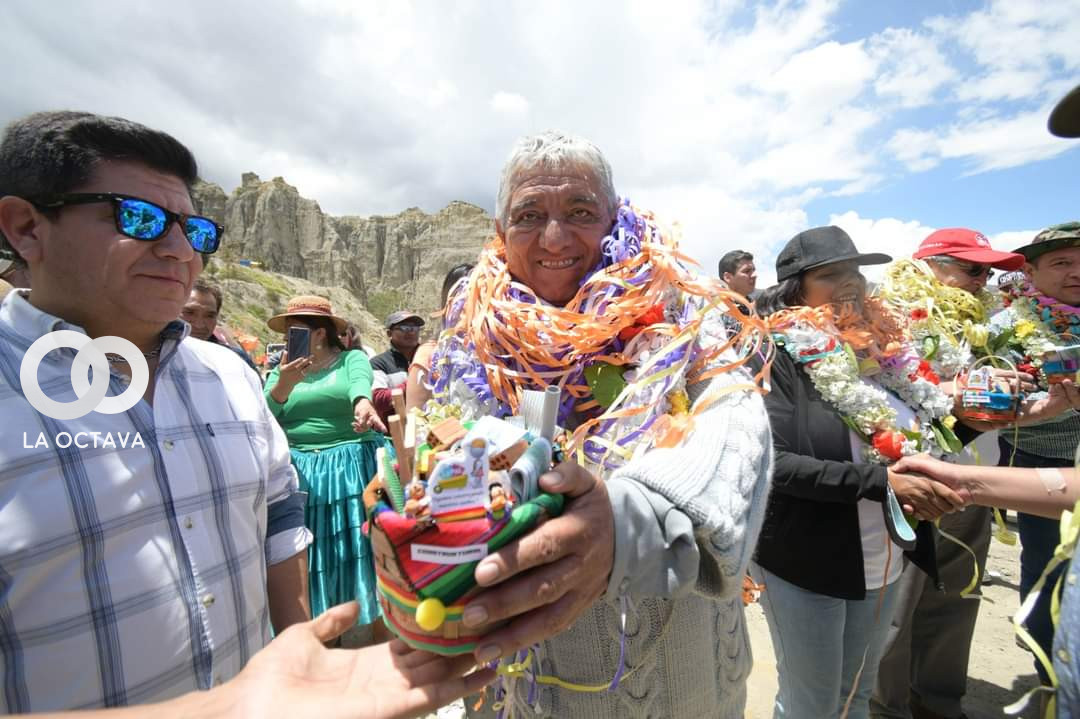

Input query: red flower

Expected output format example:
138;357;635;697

1017;361;1041;383
910;308;929;321
618;303;668;341
908;359;940;385
872;430;906;461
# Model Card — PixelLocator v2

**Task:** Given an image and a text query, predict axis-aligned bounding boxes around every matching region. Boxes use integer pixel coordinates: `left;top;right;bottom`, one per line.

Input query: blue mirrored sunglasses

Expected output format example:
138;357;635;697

30;192;224;254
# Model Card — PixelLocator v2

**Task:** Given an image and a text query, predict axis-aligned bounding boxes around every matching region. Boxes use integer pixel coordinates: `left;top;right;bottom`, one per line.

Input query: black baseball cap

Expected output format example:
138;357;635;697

1049;84;1080;139
385;310;425;329
775;225;892;281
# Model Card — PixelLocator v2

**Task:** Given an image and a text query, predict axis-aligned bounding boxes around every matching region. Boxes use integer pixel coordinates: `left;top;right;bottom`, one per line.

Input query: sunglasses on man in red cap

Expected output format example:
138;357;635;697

912;228;1026;274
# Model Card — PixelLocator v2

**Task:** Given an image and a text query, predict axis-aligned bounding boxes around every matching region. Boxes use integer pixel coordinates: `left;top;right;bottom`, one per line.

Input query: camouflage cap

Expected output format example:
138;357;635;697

1012;221;1080;262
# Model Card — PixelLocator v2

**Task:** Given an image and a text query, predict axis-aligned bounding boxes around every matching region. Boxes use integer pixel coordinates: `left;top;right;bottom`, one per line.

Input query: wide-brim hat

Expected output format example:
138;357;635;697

268;295;348;334
1011;222;1080;263
1049;84;1080;138
776;225;891;282
913;228;1025;271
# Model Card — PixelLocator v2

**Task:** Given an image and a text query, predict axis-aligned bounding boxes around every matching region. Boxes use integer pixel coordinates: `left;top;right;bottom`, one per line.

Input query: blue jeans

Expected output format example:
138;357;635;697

752;563;902;719
998;438;1069;685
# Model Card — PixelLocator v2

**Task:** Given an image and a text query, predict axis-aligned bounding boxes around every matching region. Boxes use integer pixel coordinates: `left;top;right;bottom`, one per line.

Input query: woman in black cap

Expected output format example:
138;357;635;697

750;226;966;719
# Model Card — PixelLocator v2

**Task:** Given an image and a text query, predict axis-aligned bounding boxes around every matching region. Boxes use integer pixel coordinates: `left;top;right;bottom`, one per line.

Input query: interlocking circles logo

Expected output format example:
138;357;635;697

21;331;149;420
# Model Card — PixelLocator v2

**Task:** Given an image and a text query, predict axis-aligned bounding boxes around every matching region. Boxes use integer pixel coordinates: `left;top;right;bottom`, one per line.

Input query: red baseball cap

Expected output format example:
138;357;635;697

912;228;1025;271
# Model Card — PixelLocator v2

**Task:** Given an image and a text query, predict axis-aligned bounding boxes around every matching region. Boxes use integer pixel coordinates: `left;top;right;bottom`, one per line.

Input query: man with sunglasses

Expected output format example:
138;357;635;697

913;227;1020;293
369;310;425;426
872;229;1027;719
0;112;492;717
0;109;313;709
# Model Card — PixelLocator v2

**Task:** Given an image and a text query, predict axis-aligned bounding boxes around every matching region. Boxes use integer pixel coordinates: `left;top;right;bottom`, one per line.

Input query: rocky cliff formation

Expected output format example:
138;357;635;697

192;174;493;322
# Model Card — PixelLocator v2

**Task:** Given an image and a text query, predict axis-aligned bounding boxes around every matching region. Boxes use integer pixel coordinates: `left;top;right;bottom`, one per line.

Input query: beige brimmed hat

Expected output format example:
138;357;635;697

268;295;348;334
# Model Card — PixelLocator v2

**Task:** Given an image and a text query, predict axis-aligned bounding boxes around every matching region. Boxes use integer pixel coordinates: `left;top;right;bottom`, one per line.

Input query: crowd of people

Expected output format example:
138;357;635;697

0;82;1078;719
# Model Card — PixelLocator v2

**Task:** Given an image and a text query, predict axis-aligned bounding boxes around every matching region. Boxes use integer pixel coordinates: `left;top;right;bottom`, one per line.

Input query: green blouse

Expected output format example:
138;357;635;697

265;350;379;450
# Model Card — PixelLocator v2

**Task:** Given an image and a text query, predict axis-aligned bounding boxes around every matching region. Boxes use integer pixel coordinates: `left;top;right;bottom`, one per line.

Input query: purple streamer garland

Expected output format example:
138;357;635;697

427;198;705;469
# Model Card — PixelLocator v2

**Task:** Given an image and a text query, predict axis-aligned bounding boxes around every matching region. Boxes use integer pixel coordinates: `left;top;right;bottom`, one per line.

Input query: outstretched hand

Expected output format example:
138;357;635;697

1014;379;1080;425
223;602;495;719
460;461;614;664
353;398;388;434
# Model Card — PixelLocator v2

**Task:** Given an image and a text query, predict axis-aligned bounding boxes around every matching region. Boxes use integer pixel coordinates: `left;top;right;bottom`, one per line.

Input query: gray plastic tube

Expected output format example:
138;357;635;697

509;436;553;502
540;385;560;441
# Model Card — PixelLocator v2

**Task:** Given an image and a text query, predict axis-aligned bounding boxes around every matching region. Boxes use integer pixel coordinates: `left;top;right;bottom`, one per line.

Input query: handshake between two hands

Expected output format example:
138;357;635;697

887;455;974;521
894;378;1080;522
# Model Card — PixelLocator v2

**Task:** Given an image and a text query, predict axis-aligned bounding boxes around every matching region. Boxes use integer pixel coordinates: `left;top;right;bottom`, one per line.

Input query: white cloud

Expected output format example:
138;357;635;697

889;107;1074;174
0;0;1075;297
879;0;1080;174
928;0;1080;106
489;92;530;115
990;229;1040;252
868;28;957;108
825;212;935;284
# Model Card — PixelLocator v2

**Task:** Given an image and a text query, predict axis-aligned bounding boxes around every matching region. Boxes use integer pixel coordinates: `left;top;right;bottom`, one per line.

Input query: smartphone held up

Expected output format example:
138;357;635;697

286;326;311;362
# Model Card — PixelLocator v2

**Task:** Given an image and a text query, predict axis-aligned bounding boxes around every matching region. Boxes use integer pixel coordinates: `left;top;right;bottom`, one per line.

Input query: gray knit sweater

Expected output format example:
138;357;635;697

501;358;774;718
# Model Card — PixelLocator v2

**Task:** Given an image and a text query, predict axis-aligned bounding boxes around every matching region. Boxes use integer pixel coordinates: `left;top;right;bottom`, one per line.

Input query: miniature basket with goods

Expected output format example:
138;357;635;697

954;355;1023;422
362;390;565;655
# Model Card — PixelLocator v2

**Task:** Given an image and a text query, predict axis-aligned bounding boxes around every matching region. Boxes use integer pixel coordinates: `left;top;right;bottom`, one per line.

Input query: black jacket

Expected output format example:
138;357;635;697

753;347;944;600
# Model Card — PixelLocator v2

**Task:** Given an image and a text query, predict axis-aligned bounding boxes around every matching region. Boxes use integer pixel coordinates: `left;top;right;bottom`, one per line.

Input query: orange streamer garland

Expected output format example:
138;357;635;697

767;297;908;360
433;203;774;464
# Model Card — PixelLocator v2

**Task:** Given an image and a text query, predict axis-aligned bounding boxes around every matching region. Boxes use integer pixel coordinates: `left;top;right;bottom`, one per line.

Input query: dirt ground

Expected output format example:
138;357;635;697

745;512;1042;718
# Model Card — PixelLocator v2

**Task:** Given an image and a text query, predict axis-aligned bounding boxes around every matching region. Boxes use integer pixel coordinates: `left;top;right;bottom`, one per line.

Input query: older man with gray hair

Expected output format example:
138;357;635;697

423;130;773;718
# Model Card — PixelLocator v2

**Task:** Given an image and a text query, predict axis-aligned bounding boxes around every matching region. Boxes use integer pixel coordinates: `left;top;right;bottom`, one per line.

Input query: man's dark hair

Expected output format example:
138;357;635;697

192;278;223;312
441;262;475;307
0;110;199;258
718;250;754;278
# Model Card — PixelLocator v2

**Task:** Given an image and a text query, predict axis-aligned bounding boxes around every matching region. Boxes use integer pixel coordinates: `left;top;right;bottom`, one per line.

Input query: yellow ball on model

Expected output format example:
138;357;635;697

415;597;447;631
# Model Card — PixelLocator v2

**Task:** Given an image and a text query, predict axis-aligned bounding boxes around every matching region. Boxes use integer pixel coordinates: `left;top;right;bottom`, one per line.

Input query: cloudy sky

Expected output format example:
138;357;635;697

2;0;1078;285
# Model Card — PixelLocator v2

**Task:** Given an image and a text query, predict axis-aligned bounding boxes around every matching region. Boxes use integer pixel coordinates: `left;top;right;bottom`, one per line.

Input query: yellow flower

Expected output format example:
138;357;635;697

668;389;690;415
1014;321;1037;340
943;415;957;430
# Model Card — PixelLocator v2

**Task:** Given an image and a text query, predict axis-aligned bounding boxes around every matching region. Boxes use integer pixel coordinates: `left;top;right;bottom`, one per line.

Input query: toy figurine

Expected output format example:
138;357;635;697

487;482;510;520
403;480;430;519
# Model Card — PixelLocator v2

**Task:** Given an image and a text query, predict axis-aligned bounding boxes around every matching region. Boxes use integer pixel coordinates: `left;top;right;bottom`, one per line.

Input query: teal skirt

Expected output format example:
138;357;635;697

291;438;383;625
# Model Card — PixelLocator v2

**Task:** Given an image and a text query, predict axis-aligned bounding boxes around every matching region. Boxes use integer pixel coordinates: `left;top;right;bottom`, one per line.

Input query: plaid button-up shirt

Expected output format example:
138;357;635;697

0;291;310;712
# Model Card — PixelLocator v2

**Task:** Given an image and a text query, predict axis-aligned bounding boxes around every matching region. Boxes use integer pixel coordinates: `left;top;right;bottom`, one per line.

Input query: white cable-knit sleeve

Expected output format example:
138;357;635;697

604;358;773;601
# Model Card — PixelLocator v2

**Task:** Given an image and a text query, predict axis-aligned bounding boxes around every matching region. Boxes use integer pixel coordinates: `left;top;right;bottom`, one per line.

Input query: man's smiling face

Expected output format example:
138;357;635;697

498;165;614;306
